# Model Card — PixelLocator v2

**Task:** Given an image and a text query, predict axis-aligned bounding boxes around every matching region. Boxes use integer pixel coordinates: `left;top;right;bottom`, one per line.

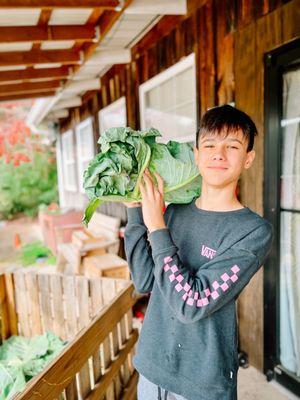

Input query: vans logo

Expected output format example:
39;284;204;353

201;245;216;259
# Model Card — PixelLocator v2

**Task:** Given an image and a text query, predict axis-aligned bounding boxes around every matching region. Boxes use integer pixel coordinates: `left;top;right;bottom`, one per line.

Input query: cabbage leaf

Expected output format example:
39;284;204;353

0;332;67;399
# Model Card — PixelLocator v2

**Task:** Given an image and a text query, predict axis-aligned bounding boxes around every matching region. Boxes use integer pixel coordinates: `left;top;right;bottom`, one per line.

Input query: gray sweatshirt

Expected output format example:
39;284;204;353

124;198;274;400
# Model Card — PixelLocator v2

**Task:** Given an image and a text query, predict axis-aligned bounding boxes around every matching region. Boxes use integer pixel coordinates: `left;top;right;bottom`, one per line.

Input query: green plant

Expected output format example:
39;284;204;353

0;332;67;399
83;127;202;225
19;241;56;266
0;149;58;220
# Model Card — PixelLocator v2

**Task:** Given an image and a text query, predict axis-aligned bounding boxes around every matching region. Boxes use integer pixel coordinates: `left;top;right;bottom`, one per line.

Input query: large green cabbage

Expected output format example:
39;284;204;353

83;127;201;226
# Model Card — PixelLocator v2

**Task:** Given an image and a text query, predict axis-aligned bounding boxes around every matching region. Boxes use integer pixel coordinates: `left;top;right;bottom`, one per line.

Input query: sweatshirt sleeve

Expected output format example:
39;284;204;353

124;206;154;294
148;221;274;324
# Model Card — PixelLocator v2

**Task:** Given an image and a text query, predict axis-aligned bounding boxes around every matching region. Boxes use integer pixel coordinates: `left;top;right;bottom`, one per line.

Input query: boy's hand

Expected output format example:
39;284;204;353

139;168;166;233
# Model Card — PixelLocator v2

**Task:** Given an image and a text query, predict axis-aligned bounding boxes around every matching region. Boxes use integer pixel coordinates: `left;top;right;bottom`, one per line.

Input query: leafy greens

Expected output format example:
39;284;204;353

83;127;201;226
0;332;67;400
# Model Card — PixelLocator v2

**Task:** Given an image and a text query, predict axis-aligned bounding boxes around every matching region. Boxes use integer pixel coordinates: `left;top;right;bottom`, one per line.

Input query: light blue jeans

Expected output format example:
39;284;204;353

137;373;188;400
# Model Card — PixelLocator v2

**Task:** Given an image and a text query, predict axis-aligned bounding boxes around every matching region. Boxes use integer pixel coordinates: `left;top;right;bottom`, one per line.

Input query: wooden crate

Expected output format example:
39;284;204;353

0;270;139;400
38;209;83;255
83;254;131;280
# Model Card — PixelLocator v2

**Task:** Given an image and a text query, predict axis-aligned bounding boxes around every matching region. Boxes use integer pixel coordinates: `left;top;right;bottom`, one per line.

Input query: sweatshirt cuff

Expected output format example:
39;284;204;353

148;228;177;258
126;206;144;224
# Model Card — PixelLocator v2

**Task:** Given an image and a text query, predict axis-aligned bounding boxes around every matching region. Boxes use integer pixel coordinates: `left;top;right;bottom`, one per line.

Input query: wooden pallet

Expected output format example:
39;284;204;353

0;270;139;400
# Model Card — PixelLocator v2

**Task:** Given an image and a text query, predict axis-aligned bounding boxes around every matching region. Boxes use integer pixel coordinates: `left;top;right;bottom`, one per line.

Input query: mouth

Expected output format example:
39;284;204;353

207;167;228;170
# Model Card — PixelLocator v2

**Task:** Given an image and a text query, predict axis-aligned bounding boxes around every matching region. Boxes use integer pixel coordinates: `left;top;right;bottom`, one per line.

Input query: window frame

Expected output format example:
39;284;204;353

98;96;127;135
264;37;300;397
139;52;196;144
75;117;95;194
61;129;77;192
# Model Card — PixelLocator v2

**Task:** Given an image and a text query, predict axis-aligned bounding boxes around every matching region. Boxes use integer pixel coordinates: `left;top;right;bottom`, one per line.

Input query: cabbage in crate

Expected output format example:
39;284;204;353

82;127;201;226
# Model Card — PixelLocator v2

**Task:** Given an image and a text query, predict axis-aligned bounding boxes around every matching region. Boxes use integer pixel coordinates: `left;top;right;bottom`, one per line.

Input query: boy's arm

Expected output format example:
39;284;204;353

147;221;274;324
124;206;155;294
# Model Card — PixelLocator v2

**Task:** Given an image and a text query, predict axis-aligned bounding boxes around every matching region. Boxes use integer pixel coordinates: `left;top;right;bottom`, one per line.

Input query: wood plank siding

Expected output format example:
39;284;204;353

59;0;300;369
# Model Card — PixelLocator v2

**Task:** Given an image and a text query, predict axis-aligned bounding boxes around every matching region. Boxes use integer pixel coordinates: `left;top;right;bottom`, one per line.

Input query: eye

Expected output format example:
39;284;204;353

204;145;214;148
228;146;238;149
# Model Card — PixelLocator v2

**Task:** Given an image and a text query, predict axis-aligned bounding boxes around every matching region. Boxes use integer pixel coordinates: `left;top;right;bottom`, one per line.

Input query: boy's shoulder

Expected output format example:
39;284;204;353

245;207;274;234
165;201;273;234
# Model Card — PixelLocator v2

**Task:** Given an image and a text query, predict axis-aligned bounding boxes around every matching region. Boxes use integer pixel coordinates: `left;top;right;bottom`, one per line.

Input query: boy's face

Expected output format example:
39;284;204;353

193;128;256;188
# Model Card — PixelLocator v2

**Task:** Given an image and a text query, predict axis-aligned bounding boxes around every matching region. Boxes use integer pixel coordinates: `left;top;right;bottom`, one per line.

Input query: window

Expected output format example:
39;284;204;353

264;38;300;396
139;53;197;144
98;96;127;134
61;129;77;192
279;66;300;378
75;117;95;193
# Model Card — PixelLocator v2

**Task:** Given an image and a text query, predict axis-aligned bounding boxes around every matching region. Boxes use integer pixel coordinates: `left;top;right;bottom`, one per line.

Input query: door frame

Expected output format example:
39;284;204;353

263;37;300;397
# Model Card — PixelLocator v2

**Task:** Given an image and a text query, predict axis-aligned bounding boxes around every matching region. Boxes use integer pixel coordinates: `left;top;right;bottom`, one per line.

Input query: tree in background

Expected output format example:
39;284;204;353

0;101;58;220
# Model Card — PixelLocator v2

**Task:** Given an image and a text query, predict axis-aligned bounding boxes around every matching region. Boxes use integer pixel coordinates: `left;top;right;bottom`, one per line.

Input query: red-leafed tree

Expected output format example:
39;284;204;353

0;101;58;220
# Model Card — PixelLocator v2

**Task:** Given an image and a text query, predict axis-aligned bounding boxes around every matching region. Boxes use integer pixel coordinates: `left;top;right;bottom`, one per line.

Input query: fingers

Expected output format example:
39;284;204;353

139;168;164;200
142;168;155;197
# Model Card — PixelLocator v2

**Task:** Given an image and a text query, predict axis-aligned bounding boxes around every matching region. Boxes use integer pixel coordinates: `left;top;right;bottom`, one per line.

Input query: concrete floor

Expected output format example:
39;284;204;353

238;366;299;399
132;319;299;400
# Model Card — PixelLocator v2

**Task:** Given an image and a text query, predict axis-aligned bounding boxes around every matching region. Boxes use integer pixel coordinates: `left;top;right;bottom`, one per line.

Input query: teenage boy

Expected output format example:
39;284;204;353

123;104;274;400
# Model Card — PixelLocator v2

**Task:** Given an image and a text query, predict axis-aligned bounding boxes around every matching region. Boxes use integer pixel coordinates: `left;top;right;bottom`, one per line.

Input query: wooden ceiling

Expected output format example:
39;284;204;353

0;0;131;102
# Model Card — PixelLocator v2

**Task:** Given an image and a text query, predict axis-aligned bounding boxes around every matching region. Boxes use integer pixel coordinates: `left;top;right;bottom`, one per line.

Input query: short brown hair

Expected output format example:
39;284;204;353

196;104;258;152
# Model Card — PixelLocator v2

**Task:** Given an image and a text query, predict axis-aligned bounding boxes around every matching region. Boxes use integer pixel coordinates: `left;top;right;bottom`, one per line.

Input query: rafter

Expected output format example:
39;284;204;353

0;26;96;44
0;50;80;67
0;0;120;8
0;92;56;102
0;67;70;84
0;80;62;96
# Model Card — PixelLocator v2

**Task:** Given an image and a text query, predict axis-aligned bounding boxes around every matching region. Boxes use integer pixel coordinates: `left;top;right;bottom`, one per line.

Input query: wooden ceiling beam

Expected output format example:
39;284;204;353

0;26;96;44
0;91;56;102
0;67;70;84
0;49;80;67
0;80;62;95
0;0;120;8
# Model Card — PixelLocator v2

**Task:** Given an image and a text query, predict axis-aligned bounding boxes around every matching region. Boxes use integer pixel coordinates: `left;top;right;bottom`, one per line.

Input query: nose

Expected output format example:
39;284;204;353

212;148;226;160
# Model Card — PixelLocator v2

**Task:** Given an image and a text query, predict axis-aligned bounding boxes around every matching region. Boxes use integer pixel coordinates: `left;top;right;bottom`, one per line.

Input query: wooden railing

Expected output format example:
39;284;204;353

0;271;139;400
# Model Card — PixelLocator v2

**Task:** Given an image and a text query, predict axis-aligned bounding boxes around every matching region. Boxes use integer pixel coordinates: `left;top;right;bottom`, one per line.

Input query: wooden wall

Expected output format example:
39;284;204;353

59;0;300;370
235;0;300;371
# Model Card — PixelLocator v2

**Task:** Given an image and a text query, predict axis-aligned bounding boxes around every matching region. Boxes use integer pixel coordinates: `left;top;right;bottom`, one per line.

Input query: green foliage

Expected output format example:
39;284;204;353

0;332;67;399
19;241;56;266
83;127;202;226
0;150;58;220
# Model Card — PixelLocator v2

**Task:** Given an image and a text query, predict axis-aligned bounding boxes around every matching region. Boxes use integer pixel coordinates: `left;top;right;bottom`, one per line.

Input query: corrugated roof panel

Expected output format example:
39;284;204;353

0;65;27;71
34;63;62;69
100;13;159;48
101;37;133;47
110;30;140;39
49;9;93;25
116;15;157;30
0;42;32;52
41;41;75;50
72;64;106;80
0;9;40;26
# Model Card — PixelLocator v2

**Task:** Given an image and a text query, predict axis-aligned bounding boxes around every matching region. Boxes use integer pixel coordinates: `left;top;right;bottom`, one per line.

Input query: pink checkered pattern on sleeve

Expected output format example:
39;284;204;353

163;256;240;307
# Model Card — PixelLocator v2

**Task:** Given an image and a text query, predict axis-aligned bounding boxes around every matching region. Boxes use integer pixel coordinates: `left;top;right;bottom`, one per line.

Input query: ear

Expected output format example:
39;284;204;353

244;149;255;169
